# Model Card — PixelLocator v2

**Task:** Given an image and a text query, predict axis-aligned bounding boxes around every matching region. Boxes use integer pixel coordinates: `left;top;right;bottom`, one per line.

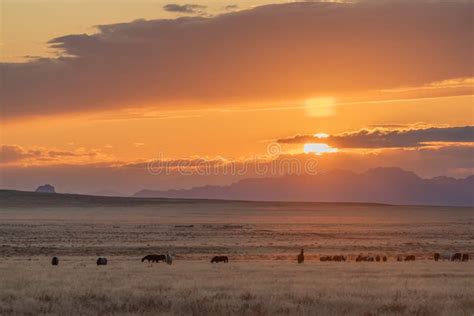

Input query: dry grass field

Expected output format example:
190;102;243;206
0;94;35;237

0;258;473;315
0;192;473;315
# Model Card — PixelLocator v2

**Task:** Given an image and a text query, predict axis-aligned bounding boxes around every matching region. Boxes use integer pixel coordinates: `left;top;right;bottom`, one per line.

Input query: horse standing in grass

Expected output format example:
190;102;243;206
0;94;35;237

297;249;304;264
404;255;415;261
211;256;229;263
142;254;166;263
96;257;108;265
165;252;173;265
452;253;462;261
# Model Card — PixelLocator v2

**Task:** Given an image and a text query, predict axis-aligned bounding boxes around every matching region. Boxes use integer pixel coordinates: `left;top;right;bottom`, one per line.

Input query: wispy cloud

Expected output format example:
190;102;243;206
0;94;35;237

0;144;115;165
163;3;207;14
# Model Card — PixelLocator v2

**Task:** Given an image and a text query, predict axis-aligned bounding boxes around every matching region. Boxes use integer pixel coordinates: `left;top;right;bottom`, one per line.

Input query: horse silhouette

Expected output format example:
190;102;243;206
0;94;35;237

51;257;59;266
404;255;415;261
96;257;108;265
297;249;304;264
211;256;229;263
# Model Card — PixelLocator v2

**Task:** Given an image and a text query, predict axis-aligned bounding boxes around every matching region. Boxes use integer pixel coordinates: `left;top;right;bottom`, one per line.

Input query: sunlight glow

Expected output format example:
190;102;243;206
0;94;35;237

303;143;338;155
304;97;336;117
314;133;329;139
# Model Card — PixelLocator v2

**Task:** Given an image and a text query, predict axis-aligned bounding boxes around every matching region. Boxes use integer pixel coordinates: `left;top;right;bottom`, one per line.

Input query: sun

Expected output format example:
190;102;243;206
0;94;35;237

303;143;338;155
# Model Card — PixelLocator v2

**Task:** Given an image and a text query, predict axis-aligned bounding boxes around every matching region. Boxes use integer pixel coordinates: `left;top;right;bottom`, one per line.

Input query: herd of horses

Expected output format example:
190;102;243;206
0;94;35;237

296;251;469;264
49;251;470;266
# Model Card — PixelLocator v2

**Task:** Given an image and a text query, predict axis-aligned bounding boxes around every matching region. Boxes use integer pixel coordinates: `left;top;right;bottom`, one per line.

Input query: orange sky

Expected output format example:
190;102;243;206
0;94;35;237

0;1;473;194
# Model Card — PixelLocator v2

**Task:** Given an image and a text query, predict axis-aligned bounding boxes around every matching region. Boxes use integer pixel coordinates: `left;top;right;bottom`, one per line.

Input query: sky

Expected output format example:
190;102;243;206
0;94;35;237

0;0;473;195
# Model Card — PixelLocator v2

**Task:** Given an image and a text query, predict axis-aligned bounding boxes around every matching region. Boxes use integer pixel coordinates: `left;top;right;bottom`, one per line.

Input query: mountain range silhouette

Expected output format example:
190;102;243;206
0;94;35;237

134;168;473;206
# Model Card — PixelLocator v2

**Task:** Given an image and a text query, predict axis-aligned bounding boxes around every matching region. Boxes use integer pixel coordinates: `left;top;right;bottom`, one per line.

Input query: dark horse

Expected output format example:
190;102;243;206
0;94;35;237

452;253;462;262
51;257;59;266
96;257;108;265
297;249;304;264
462;253;469;262
211;256;229;263
434;253;440;261
404;255;415;261
142;254;166;263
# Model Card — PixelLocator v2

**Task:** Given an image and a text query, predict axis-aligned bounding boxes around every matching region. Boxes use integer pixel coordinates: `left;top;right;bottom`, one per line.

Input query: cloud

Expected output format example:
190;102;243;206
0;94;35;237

223;4;238;11
0;145;42;163
1;1;473;119
0;144;112;165
163;3;207;14
278;126;474;148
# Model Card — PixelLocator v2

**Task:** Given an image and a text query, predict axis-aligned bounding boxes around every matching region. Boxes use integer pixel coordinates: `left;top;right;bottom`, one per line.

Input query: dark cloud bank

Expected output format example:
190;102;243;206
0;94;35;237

163;3;207;14
278;126;474;148
1;1;472;118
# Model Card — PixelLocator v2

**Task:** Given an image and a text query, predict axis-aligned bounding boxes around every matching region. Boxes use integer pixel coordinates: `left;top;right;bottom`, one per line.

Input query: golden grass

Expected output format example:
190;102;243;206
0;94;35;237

1;258;473;315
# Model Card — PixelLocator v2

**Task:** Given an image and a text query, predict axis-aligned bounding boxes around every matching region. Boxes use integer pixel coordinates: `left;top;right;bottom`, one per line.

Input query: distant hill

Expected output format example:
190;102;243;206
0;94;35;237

35;184;56;193
0;189;388;209
133;168;474;207
0;190;212;208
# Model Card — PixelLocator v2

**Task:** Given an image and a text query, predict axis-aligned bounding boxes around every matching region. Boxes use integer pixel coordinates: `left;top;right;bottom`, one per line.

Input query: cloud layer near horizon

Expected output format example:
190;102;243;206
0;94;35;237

1;145;472;195
278;126;474;148
1;1;473;119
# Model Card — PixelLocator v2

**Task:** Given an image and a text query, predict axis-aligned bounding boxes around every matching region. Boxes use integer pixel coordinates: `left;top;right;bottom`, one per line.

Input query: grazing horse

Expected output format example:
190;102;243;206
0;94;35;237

142;254;166;263
211;256;229;263
434;253;440;261
51;257;59;266
96;257;108;265
297;249;304;264
375;255;381;262
451;253;462;262
382;256;387;262
404;255;415;261
332;255;346;262
165;252;173;265
461;253;469;262
356;255;373;262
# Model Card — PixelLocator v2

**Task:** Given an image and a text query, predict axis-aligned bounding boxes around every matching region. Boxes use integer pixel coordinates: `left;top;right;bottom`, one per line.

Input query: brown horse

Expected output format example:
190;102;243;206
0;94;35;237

434;253;440;261
404;255;415;261
461;253;469;262
451;253;462;261
211;256;229;263
51;257;59;266
382;256;387;262
332;255;346;262
297;249;304;264
356;255;373;262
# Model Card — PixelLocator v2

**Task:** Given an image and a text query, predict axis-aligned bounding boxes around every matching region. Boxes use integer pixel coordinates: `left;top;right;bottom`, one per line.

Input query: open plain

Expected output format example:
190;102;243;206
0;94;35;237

0;191;473;315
